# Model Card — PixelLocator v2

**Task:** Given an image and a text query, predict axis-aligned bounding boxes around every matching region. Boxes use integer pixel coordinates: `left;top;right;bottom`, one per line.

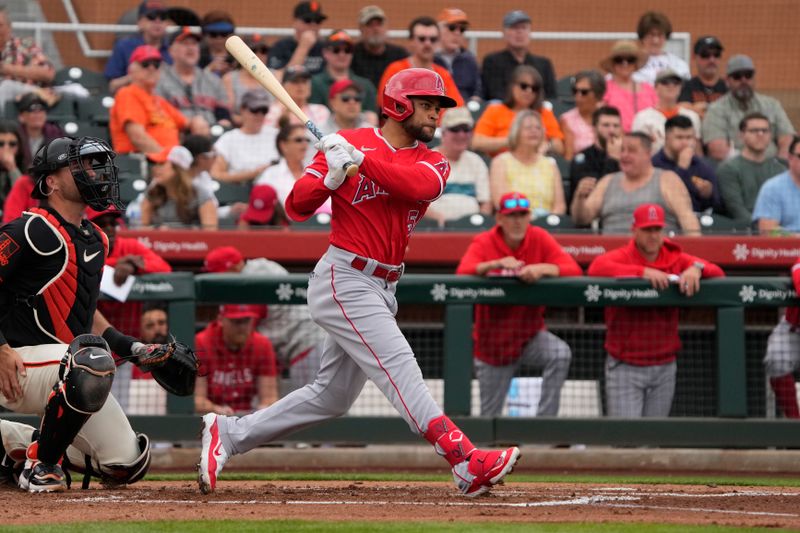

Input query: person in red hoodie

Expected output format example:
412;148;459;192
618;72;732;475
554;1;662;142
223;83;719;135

588;203;724;417
456;191;583;416
764;259;800;419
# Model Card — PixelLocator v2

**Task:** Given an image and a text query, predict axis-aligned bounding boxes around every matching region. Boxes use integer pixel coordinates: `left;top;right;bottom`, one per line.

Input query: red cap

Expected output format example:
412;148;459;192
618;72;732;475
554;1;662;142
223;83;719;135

218;304;260;319
241;185;277;225
85;206;123;222
329;78;362;101
632;203;666;229
498;192;531;215
129;45;162;65
204;246;244;273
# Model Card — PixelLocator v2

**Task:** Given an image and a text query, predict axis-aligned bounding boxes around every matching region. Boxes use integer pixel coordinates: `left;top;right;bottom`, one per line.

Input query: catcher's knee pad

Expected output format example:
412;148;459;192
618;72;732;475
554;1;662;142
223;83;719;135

96;433;151;486
61;334;116;414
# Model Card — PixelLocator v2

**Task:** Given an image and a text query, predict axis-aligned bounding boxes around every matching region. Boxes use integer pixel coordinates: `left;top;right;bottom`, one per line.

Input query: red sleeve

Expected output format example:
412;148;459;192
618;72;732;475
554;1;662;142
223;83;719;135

455;235;489;275
194;331;211;371
680;254;726;278
535;228;582;276
256;335;277;377
109;238;172;273
359;150;448;202
285;149;333;221
587;248;645;277
793;262;800;293
3;177;35;223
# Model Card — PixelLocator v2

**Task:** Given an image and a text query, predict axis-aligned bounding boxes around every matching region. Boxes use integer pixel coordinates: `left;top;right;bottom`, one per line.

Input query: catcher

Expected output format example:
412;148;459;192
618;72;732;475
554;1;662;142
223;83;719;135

0;136;197;492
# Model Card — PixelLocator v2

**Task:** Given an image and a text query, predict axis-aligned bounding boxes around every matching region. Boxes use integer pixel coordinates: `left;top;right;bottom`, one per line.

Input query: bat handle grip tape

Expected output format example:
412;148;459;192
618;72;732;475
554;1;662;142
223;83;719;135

306;120;359;177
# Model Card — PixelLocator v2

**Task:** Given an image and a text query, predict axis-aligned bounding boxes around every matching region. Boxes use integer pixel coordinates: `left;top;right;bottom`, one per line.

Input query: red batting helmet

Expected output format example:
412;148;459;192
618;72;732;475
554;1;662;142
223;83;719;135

382;68;458;121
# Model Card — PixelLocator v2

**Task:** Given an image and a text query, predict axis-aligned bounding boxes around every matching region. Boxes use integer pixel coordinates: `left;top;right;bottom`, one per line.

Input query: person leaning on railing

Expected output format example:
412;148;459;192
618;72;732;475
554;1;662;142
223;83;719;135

587;203;724;418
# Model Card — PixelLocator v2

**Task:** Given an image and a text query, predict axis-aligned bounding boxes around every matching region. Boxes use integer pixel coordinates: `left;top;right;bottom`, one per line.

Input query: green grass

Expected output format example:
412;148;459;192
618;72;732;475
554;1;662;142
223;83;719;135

148;470;800;487
0;521;788;533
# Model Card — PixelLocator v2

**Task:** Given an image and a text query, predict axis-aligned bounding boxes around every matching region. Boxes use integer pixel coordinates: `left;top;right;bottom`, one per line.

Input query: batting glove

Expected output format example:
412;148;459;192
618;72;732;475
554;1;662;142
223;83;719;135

315;133;348;153
323;145;350;190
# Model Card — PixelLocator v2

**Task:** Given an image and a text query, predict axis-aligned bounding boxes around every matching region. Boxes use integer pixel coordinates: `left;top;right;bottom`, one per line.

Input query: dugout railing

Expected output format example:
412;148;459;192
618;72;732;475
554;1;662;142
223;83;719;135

2;273;799;448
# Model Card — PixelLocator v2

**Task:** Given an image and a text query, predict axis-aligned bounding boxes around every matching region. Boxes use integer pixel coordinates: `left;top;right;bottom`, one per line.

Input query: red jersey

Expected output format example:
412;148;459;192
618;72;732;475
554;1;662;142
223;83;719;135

456;225;582;365
2;176;36;223
195;321;277;412
785;260;800;327
587;238;724;366
285;128;450;265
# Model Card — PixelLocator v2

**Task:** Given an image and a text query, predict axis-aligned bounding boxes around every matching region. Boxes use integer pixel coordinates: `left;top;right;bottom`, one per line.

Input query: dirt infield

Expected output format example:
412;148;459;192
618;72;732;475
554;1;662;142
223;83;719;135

2;480;800;528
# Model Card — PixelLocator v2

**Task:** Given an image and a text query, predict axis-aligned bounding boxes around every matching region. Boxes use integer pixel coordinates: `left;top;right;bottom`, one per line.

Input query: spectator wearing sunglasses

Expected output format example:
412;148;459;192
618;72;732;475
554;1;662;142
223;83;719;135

199;10;236;77
377;16;464;110
631;11;690;86
15;92;63;171
559;70;606;160
600;40;657;133
212;91;280;184
105;1;173;95
473;65;564;158
424;107;490;226
351;6;409;88
480;10;556;102
156;27;232;136
434;9;481;103
309;30;378;120
268;1;327;76
677;36;727;120
319;80;374;136
456;191;581;417
702;55;795;162
110;45;188;155
222;35;273;120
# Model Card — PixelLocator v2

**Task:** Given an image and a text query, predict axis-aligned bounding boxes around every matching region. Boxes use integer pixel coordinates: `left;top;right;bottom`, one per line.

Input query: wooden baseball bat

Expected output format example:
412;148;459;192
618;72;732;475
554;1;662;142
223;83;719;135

225;35;358;177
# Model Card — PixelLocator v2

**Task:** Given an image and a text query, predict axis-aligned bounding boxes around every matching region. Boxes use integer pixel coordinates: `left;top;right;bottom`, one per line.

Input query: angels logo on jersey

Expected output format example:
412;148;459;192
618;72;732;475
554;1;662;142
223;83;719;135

352;175;389;205
432;157;449;179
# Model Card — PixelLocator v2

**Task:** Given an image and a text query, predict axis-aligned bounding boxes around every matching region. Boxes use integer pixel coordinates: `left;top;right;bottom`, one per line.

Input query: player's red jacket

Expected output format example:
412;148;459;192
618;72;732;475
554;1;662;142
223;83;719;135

286;128;450;265
785;259;800;327
588;238;724;366
2;176;36;223
106;236;171;273
195;321;277;412
456;225;582;366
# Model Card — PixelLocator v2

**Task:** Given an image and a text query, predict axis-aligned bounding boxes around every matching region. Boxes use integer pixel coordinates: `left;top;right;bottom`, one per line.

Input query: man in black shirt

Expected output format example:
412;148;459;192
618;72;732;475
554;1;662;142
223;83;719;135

569;106;622;208
267;1;327;76
678;36;727;120
480;10;556;101
350;5;408;87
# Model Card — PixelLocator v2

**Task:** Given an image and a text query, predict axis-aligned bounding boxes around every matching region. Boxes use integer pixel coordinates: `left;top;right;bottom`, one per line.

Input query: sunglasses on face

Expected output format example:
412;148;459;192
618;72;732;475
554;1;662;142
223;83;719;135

0;140;18;148
414;35;439;44
207;31;231;39
572;88;592;96
613;56;638;65
24;104;47;112
745;128;770;135
339;95;363;103
289;137;311;144
730;70;754;81
517;82;539;92
140;59;162;69
446;24;468;33
247;106;269;114
329;46;353;55
144;12;167;21
658;78;682;86
699;51;721;59
502;197;530;210
301;16;322;24
447;125;472;133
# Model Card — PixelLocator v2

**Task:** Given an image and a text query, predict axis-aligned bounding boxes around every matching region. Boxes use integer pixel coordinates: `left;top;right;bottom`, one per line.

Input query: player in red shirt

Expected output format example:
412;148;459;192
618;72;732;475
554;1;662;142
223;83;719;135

198;68;520;497
456;192;582;416
588;203;724;417
195;304;278;415
764;258;800;418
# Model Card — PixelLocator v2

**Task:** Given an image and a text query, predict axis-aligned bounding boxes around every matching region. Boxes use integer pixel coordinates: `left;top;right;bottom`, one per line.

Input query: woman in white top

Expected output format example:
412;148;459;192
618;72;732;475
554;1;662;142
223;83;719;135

633;11;690;85
211;90;280;184
255;122;331;215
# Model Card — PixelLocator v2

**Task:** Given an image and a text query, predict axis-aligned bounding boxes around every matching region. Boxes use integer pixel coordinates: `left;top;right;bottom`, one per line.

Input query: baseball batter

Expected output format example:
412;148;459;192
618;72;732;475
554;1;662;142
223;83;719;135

0;136;192;492
199;68;520;497
764;258;800;418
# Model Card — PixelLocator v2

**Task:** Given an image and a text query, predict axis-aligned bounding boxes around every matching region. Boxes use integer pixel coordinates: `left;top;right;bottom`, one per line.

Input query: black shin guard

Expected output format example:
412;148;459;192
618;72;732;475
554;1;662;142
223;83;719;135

36;386;91;465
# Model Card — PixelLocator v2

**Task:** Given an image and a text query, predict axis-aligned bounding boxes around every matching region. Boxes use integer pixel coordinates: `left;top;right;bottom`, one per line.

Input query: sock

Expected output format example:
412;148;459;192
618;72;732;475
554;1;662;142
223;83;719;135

770;375;800;419
423;415;476;467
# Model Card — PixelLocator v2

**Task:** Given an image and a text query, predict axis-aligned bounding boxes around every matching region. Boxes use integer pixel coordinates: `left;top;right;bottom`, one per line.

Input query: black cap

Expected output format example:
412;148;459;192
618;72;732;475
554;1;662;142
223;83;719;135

16;92;48;112
293;1;327;22
182;135;214;158
694;35;723;54
283;65;311;83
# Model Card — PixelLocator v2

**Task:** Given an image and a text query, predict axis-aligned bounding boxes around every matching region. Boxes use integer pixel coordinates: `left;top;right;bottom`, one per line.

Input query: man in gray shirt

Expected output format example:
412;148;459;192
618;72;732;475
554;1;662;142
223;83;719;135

702;55;794;162
717;112;787;226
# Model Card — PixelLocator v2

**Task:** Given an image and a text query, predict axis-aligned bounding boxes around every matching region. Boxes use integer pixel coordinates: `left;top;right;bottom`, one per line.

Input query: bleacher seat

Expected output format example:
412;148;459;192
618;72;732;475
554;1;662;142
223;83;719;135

63;121;110;142
54;67;109;95
698;213;750;234
76;95;113;125
550;98;575;118
556;74;576;104
446;213;495;230
213;181;251;205
531;213;576;231
45;96;78;124
115;153;147;204
551;153;571;201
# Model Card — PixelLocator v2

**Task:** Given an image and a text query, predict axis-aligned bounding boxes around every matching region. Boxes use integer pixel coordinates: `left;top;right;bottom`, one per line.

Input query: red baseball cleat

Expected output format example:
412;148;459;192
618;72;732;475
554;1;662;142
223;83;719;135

451;446;520;497
197;413;229;494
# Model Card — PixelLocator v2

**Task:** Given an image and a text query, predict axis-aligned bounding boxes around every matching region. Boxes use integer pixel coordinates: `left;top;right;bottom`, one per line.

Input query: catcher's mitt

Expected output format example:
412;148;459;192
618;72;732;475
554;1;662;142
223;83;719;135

131;341;199;396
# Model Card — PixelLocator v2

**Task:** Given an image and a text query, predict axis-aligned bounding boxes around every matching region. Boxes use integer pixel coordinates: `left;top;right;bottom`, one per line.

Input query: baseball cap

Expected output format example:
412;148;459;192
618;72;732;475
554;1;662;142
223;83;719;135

358;5;385;25
146;145;193;170
438;8;469;24
655;68;683;84
204;246;244;273
169;26;202;46
632;203;665;229
240;90;270;110
325;29;354;48
283;65;311;83
218;304;260;320
694;35;723;54
329;78;362;100
182;135;214;159
727;54;755;76
440;106;474;130
129;45;162;66
85;206;123;222
138;0;167;18
498;192;531;215
16;92;48;112
241;185;277;225
294;1;327;23
202;21;235;35
503;10;531;28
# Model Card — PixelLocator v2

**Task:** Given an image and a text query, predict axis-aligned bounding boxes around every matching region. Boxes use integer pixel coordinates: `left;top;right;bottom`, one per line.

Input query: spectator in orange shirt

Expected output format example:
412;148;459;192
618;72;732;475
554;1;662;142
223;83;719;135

376;16;464;110
109;45;188;155
472;65;564;157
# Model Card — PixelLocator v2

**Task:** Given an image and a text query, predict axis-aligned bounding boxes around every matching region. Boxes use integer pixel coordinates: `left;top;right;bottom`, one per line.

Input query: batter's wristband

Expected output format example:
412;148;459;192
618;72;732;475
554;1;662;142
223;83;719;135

102;327;138;358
